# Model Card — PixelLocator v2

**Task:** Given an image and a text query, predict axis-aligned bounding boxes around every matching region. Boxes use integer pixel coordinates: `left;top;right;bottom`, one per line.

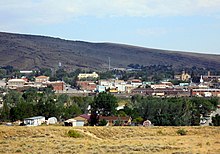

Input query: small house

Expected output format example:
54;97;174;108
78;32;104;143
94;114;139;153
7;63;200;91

64;114;90;127
35;76;49;83
24;116;45;126
64;119;77;126
99;116;132;126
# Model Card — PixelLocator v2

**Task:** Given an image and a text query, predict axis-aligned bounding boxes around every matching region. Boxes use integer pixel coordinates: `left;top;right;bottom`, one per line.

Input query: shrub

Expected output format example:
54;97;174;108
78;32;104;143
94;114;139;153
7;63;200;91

67;130;82;138
157;130;164;135
15;149;22;153
99;119;108;126
176;129;187;136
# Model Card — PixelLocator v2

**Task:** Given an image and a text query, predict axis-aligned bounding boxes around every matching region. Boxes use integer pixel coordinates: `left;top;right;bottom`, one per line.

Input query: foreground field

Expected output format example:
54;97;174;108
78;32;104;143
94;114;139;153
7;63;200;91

0;126;219;154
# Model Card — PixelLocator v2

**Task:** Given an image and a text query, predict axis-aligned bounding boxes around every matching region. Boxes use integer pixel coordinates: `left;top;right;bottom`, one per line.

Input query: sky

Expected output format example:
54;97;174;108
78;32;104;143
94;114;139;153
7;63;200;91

1;0;220;54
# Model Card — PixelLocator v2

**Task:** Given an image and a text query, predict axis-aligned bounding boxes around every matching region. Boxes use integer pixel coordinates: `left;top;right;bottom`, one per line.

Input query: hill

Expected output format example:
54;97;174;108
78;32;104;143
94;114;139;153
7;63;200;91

0;32;220;71
0;126;219;153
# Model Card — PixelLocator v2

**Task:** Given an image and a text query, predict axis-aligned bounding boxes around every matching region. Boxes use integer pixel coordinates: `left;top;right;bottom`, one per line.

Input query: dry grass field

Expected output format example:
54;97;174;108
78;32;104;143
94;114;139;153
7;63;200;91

0;126;219;154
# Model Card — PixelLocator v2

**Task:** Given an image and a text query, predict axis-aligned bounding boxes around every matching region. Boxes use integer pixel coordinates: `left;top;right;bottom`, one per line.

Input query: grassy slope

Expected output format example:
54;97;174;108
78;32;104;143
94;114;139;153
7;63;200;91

1;32;220;71
0;126;219;154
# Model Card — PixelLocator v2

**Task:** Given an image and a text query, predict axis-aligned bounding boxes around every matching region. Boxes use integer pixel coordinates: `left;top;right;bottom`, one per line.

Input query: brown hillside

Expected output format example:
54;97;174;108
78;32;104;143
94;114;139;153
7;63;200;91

0;32;220;71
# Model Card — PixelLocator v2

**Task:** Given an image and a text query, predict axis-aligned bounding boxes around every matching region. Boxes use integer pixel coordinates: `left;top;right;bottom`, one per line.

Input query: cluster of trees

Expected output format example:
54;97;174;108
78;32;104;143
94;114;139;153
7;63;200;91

0;65;19;79
0;87;92;122
87;93;219;126
119;95;218;126
0;86;219;126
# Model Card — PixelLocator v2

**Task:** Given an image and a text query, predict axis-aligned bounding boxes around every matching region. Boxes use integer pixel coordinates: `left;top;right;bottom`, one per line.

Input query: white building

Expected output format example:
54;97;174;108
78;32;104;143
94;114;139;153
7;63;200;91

130;79;142;88
35;76;50;83
20;71;33;74
7;79;25;89
78;72;99;80
24;116;45;126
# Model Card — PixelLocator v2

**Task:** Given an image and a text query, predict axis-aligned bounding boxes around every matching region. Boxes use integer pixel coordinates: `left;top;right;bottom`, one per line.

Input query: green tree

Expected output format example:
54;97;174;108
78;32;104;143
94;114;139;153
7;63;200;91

91;92;118;116
0;102;10;121
212;114;220;126
90;92;118;125
62;104;82;120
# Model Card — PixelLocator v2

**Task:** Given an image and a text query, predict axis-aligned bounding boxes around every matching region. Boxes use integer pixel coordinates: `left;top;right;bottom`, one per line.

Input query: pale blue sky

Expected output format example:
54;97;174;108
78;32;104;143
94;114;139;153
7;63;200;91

1;0;220;54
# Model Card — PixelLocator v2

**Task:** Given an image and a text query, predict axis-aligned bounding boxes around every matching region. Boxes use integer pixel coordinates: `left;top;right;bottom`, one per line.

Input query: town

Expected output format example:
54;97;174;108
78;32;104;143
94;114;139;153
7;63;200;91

0;64;220;127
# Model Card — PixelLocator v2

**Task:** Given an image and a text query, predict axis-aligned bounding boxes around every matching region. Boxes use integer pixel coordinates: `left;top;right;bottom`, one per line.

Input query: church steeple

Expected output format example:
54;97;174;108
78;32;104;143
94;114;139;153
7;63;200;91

200;75;204;84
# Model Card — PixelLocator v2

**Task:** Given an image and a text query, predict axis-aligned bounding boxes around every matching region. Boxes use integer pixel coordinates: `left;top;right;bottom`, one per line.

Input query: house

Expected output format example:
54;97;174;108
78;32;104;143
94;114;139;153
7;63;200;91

35;76;49;83
132;88;189;97
46;81;64;91
99;116;132;126
72;116;88;126
191;89;220;97
203;71;220;82
23;116;45;126
76;81;97;91
151;84;168;89
64;119;77;126
125;84;133;93
78;72;99;80
97;85;106;93
129;79;142;88
7;79;26;89
114;80;126;92
64;114;90;126
150;82;173;89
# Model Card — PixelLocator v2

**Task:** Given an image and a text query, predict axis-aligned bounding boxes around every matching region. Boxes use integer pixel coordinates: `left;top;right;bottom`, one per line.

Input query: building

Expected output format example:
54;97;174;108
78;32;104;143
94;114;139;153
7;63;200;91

23;116;45;126
175;71;191;81
73;114;90;126
125;84;133;93
47;81;64;91
64;114;90;126
128;79;142;88
78;72;99;80
96;85;106;93
98;79;126;92
99;116;132;126
47;117;58;125
151;83;172;89
203;71;220;82
35;76;49;83
191;89;220;97
76;81;97;91
132;88;189;97
64;119;77;126
20;71;33;74
114;83;126;92
7;79;26;89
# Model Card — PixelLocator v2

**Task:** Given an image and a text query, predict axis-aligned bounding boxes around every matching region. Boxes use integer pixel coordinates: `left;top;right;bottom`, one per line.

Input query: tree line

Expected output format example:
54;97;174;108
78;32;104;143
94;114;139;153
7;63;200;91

0;87;92;122
0;88;219;126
